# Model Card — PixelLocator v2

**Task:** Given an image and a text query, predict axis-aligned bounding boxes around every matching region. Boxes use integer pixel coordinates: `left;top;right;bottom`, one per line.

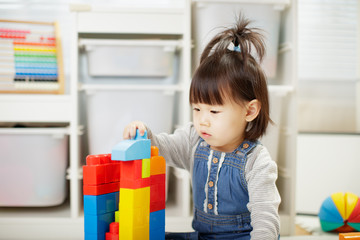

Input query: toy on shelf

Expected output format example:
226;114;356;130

319;192;360;233
0;19;64;94
83;130;166;240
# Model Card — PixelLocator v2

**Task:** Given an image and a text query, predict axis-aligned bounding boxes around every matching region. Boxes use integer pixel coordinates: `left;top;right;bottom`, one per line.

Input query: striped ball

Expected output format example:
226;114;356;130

319;192;360;232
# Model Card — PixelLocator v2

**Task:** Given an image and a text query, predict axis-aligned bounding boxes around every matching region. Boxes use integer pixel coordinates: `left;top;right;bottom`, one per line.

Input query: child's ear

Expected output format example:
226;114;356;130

245;99;261;122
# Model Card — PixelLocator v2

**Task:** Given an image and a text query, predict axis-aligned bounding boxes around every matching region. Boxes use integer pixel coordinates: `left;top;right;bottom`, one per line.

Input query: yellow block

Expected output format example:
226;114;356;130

119;187;150;240
115;210;119;222
142;158;151;178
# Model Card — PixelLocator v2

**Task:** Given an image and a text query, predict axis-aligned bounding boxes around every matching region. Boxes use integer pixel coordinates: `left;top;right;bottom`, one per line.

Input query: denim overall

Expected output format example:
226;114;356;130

166;139;255;240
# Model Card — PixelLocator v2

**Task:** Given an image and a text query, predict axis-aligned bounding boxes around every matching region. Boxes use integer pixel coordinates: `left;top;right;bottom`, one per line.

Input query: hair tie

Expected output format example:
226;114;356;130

234;45;241;52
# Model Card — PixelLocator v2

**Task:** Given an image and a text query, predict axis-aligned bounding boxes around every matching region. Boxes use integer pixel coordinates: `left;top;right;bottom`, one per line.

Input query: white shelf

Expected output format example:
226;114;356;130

72;5;188;35
0;94;72;123
79;83;185;92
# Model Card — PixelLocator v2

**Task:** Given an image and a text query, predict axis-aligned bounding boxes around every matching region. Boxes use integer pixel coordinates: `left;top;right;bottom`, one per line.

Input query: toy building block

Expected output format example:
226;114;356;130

150;209;165;240
119;187;151;240
84;212;114;236
112;129;151;161
84;192;119;215
105;222;119;240
150;174;166;212
119;159;150;189
83;182;120;196
83;154;120;186
150;148;166;212
339;232;360;240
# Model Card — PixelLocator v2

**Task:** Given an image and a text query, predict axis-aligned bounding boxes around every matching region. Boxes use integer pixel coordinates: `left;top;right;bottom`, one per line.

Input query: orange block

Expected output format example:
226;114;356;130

339;232;360;240
150;155;166;176
151;146;159;157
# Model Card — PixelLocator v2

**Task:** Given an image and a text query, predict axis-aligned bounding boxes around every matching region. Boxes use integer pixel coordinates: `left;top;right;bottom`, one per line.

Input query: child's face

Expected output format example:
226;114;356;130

192;98;249;152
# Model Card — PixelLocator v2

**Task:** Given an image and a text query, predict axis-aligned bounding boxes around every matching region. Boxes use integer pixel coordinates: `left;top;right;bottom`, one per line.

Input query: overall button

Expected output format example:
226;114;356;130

208;181;214;187
207;203;213;210
212;157;218;164
243;143;249;149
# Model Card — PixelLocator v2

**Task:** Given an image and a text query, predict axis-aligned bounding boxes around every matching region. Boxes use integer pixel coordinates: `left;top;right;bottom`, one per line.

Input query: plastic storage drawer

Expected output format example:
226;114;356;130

192;2;281;78
85;89;175;155
0;127;68;207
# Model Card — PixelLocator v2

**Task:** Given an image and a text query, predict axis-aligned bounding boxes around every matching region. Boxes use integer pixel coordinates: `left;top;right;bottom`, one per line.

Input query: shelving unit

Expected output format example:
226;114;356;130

71;0;193;222
0;93;84;239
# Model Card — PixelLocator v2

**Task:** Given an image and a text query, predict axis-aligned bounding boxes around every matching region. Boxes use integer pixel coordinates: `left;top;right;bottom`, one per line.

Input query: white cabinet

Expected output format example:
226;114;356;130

71;0;193;221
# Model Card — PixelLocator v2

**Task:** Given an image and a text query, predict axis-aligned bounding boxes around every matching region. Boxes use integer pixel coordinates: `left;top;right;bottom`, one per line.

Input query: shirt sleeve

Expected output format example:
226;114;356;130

245;145;281;240
146;122;199;172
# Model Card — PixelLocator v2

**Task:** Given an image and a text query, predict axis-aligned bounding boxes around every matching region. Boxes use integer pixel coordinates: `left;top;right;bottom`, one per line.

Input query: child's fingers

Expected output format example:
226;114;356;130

123;121;146;139
123;125;132;139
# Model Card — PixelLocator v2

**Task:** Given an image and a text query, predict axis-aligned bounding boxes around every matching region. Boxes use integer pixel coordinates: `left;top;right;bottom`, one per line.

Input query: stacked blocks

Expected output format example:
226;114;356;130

111;130;166;240
319;192;360;233
83;154;121;240
83;130;166;240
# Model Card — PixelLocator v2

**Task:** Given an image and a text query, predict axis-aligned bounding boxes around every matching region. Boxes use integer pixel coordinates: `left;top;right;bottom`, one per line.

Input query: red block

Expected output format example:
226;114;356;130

120;159;143;181
150;174;166;212
83;164;106;185
151;182;165;202
86;154;111;165
120;178;150;189
83;182;120;196
151;200;166;213
83;154;120;186
106;222;119;240
151;174;166;185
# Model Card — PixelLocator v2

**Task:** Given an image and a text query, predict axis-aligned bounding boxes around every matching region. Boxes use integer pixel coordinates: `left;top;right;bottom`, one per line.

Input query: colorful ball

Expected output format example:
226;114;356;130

319;192;360;232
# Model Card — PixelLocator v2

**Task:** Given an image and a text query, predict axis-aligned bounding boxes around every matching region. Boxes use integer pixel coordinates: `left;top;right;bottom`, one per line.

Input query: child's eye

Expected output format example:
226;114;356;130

210;110;220;114
193;107;200;112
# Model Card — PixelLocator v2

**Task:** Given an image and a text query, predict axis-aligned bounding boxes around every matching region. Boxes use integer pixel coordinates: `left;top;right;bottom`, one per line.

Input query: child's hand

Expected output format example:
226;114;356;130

123;121;146;140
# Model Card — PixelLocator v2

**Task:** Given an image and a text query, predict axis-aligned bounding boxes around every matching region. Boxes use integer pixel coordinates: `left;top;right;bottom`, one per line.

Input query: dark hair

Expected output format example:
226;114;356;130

189;15;271;141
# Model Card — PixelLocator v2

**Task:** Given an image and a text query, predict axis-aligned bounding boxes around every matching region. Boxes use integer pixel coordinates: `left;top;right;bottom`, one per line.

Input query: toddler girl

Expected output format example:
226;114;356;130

123;15;280;240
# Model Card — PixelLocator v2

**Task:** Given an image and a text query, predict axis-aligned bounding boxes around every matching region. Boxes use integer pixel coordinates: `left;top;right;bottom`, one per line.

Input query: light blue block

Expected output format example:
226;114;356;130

84;212;114;234
150;209;165;230
112;129;151;161
84;192;119;215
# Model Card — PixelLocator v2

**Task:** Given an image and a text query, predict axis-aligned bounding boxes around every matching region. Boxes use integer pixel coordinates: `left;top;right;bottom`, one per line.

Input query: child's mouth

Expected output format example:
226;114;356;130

201;132;211;138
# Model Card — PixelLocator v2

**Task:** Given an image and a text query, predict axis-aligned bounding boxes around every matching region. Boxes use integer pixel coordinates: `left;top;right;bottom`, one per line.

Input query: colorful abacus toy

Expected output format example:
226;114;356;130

0;19;64;94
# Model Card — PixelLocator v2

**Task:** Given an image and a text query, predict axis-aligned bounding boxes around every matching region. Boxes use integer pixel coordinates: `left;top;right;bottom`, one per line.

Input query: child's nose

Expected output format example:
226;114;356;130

200;116;210;127
200;121;210;127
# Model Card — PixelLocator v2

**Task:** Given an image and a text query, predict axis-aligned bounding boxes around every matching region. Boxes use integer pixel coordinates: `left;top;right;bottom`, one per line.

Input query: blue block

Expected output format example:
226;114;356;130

150;209;165;230
85;232;105;240
112;129;151;161
84;192;119;215
150;226;165;240
84;212;114;234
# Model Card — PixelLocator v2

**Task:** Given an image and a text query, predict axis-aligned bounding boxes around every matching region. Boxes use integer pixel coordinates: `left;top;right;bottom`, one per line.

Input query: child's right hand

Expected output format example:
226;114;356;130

123;121;147;140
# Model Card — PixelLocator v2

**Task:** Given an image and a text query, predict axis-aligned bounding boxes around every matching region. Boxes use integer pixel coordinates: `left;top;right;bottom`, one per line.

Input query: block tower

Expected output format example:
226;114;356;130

83;130;166;240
